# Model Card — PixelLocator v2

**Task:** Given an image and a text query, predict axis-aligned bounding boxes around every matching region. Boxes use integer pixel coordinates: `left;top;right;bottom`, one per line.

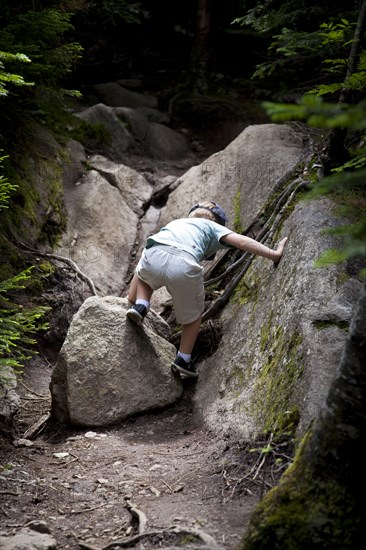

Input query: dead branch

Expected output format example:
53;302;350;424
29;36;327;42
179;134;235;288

12;238;98;296
22;412;51;440
19;381;49;398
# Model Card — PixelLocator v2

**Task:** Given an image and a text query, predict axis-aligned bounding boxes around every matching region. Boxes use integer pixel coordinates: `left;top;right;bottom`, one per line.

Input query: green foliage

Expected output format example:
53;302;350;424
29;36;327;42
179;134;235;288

232;1;324;35
0;51;34;97
269;27;322;58
0;6;83;130
262;95;366;276
0;153;17;207
0;268;50;378
0;155;50;381
263;95;366;129
232;3;359;91
319;19;355;46
246;2;366;276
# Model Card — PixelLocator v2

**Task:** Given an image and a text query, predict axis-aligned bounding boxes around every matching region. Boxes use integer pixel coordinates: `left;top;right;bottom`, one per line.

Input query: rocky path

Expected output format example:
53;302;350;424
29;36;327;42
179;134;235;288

0;359;264;550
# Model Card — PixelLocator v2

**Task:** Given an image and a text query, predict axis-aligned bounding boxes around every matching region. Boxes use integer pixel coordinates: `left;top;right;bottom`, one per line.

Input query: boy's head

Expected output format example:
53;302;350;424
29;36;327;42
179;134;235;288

188;201;228;226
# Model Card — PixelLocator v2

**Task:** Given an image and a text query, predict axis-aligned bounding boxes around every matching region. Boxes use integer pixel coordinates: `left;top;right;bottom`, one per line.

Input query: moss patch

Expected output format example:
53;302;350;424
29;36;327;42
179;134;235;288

240;429;361;550
1;129;67;253
252;313;303;436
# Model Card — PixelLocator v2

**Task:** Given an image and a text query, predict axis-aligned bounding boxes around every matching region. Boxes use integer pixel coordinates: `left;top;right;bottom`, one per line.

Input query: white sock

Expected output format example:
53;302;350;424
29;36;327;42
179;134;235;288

178;352;191;362
136;299;150;310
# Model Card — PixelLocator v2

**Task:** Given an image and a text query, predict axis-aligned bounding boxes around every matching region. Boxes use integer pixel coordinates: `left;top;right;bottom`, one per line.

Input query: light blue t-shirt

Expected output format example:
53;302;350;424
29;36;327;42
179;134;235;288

146;218;233;262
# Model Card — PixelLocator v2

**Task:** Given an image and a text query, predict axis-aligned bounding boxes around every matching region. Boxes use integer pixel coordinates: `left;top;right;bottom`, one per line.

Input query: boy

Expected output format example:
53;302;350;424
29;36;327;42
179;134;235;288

127;201;288;378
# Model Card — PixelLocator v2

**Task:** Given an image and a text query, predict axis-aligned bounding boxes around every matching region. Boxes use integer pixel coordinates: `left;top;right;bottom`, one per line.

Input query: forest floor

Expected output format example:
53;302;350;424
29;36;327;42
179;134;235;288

0;356;276;550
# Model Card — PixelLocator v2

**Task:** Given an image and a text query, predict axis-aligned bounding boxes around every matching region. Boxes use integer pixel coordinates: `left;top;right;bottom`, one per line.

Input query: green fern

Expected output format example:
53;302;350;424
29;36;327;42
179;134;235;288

0;51;34;97
0;154;50;382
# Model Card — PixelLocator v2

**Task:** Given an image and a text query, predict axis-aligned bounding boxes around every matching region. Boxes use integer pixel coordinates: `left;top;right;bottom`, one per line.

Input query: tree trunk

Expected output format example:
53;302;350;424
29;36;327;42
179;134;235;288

326;0;366;168
238;280;366;550
190;0;212;93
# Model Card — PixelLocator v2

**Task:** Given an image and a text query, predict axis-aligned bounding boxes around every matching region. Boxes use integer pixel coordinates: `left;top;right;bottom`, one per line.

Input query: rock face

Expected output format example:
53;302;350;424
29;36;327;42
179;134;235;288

50;296;182;426
49;120;361;438
0;521;57;549
192;197;362;439
158;123;306;230
57;168;140;295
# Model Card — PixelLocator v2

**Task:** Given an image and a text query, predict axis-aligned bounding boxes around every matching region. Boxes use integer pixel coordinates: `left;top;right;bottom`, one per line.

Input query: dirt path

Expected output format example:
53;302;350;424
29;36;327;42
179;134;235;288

0;358;265;550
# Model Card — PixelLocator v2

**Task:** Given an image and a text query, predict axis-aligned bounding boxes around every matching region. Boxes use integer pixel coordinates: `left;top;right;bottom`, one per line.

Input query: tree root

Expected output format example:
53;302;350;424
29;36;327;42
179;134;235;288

14;239;99;296
202;178;309;323
78;525;222;549
125;498;147;535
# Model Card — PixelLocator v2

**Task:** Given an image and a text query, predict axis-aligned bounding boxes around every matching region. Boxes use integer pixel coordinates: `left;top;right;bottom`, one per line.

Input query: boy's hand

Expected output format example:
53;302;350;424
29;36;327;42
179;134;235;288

273;237;288;263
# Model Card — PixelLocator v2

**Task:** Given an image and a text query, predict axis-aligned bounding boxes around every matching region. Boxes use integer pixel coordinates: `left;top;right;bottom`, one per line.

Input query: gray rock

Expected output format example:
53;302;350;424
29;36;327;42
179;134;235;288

50;296;182;426
63;139;86;188
0;524;56;549
88;154;153;216
145;122;192;160
137;106;171;124
115;107;150;144
57;169;138;295
193;198;361;439
74;103;133;160
93;82;158;109
159;123;305;228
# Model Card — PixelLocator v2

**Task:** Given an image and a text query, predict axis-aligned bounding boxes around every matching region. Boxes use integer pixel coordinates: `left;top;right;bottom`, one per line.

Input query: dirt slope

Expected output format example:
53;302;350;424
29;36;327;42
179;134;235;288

0;357;278;550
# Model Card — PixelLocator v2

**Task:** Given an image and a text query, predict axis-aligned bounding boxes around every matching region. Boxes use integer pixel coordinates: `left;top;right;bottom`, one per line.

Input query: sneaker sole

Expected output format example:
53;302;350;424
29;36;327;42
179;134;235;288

171;363;198;378
126;309;144;327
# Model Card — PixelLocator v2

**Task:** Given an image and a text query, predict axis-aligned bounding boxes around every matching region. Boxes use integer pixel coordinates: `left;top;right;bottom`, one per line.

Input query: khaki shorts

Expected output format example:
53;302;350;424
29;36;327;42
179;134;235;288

136;245;204;324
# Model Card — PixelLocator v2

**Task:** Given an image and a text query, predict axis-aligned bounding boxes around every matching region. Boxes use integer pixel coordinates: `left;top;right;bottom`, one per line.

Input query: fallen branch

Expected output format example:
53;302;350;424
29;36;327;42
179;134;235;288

12;238;98;296
67;503;107;515
19;381;49;398
22;412;51;440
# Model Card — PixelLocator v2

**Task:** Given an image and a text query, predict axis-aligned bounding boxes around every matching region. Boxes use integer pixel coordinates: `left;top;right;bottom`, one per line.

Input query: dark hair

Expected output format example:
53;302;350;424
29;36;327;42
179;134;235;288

188;201;228;226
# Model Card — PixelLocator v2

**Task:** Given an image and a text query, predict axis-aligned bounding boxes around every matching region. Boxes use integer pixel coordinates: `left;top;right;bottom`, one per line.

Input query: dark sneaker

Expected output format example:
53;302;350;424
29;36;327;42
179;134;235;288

126;304;147;327
171;355;198;378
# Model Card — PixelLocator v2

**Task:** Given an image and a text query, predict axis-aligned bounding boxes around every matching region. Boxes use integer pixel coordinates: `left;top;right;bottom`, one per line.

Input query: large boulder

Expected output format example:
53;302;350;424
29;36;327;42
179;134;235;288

57;169;139;295
158;123;306;228
93;82;158;109
144;122;192;160
74;103;134;160
192;197;362;439
88;154;153;216
50;296;182;427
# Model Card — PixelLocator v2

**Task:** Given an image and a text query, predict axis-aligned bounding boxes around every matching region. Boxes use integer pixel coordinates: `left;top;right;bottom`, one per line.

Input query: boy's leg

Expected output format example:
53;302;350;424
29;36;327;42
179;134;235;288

179;316;202;355
127;273;153;303
126;272;139;304
172;317;201;378
126;276;154;326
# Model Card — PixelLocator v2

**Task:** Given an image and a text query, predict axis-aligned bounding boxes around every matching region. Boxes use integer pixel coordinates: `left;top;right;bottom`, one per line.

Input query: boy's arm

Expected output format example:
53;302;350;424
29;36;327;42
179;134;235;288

221;233;288;263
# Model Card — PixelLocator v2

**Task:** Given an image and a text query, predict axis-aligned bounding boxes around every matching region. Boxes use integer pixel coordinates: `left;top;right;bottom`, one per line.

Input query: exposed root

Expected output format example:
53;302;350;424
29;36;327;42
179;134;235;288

78;525;222;549
125;498;147;535
11;237;98;297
